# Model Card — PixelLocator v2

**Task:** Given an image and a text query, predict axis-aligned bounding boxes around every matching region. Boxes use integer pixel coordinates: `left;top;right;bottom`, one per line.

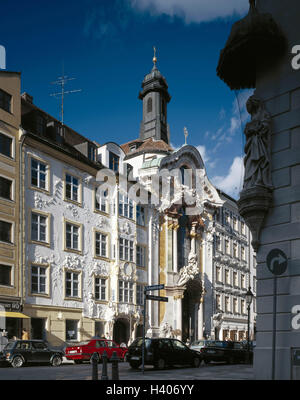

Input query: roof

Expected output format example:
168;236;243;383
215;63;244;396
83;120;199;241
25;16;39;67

121;137;173;159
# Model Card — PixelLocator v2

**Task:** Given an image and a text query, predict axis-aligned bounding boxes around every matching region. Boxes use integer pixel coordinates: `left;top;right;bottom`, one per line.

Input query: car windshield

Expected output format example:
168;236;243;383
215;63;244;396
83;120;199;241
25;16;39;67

77;341;90;346
191;340;205;346
130;338;152;348
3;342;15;350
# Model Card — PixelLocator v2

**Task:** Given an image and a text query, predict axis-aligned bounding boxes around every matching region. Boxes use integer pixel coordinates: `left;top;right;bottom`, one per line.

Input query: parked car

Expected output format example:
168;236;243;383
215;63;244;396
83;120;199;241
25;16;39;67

65;339;128;363
127;337;203;370
200;340;253;364
190;340;215;352
2;340;64;368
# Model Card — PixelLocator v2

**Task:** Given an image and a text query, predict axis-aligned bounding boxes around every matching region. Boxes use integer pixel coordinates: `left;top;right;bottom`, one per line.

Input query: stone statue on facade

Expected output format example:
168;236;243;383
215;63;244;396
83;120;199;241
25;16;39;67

243;95;272;190
238;94;273;252
176;251;199;287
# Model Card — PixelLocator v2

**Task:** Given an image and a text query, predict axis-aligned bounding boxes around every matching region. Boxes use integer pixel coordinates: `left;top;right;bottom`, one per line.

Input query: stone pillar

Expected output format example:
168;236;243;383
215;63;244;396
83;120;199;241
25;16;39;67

173;222;179;273
198;298;204;340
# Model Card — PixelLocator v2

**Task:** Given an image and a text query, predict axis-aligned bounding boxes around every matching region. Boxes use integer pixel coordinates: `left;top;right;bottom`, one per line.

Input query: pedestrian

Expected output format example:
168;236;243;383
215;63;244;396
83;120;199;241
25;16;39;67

185;338;190;346
22;328;29;340
0;331;8;351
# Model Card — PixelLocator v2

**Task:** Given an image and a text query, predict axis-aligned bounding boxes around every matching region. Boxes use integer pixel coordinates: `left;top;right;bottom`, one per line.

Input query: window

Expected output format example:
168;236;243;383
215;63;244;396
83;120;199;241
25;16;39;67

233;298;238;314
109;152;119;172
233;243;238;258
32;342;47;350
66;320;78;341
0;133;12;158
216;294;221;311
241;246;246;261
241;299;246;315
36;115;46;135
95;277;106;301
136;205;145;226
225;269;230;285
216;266;222;283
31;265;47;294
225;212;230;226
225;296;230;312
88;144;96;162
136;285;144;305
136;245;145;267
119;280;133;303
65;174;79;202
66;223;80;251
233;217;238;231
95;232;107;258
0;89;11;113
225;239;230;255
119;194;133;219
216;236;221;252
0;264;12;286
119;238;134;262
0;176;12;200
241;221;246;235
31;159;47;190
31;213;47;243
0;220;12;243
147;97;153;113
241;274;246;289
95;188;108;213
65;271;79;298
233;271;238;287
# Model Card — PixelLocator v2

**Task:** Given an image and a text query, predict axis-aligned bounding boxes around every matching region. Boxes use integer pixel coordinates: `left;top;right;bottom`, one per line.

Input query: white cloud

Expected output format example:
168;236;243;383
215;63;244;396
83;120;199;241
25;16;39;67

195;145;209;164
130;0;248;23
211;156;244;199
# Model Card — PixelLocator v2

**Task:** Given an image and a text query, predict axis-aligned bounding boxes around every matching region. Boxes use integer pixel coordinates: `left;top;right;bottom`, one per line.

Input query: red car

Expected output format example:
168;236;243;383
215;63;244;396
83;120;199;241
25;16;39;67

65;339;128;364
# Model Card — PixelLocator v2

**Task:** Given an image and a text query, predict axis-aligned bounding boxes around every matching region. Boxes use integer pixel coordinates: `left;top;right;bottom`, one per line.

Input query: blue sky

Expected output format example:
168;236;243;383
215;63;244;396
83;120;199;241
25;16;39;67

2;0;253;198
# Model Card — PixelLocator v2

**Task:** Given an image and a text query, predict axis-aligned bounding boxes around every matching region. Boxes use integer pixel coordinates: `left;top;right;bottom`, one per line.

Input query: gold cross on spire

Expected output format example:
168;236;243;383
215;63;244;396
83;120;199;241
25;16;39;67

153;46;157;66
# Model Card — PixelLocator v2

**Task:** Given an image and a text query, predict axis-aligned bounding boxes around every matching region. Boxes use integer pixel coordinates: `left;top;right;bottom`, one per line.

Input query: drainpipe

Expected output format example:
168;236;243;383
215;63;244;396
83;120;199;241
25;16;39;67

19;129;26;313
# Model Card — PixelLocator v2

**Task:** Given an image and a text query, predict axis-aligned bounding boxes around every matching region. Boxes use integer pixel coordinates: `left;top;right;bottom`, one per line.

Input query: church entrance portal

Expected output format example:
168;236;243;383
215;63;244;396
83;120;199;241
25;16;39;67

113;318;130;345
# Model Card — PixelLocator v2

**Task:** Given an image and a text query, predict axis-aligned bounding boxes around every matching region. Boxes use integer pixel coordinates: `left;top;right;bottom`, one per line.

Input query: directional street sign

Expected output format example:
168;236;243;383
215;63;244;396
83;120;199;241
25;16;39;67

266;249;288;276
145;284;165;291
146;294;168;302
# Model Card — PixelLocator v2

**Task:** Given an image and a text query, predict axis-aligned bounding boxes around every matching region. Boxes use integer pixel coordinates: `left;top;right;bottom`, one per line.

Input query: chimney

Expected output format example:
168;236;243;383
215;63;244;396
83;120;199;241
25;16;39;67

21;92;33;104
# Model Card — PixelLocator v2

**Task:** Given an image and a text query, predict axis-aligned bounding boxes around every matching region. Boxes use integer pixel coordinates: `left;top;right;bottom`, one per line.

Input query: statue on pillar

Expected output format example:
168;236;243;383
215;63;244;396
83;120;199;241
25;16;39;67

176;250;199;287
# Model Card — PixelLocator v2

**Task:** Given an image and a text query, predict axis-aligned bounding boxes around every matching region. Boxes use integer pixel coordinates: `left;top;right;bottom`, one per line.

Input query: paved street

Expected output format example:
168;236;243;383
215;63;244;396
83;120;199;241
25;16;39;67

0;359;254;380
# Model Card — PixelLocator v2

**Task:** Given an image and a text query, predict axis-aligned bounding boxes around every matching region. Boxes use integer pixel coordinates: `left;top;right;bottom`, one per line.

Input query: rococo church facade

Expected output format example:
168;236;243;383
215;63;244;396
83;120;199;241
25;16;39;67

0;58;256;347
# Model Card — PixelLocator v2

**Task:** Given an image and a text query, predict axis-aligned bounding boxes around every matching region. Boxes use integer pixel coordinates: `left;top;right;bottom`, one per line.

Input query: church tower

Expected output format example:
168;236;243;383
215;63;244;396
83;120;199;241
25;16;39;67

139;48;171;144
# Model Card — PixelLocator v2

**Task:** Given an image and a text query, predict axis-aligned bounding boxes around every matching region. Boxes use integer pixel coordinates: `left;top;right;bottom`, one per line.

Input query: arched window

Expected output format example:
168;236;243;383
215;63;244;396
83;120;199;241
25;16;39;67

147;97;153;113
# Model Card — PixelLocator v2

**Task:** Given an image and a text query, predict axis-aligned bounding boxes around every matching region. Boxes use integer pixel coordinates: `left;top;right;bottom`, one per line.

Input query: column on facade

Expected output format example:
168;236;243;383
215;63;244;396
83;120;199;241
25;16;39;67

197;298;204;340
173;219;179;273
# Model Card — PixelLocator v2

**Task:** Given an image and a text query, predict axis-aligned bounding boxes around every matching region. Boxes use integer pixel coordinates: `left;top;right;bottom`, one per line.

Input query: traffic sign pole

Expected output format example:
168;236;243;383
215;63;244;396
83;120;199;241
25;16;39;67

142;289;146;375
272;276;277;380
266;249;288;381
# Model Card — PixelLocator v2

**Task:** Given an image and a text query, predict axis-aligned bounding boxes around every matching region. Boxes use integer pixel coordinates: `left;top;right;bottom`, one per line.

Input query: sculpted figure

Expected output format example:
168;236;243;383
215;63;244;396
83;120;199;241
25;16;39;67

243;95;272;190
177;251;199;286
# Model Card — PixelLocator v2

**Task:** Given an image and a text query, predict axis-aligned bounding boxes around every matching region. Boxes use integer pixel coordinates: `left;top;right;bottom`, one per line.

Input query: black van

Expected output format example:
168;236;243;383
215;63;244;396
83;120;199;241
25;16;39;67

127;337;202;370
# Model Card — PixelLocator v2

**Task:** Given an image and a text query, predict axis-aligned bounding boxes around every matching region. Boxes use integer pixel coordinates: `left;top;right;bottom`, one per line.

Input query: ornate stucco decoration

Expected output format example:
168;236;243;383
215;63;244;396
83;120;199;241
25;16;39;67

159;322;175;338
34;179;63;209
238;95;273;252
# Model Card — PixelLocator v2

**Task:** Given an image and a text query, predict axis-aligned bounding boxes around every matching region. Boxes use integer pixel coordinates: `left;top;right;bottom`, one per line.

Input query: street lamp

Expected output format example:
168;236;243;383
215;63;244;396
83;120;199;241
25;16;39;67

245;286;254;363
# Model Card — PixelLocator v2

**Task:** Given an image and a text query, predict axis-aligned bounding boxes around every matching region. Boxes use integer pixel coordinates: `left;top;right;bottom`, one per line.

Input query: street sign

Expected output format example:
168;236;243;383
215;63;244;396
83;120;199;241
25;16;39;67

145;284;165;291
266;249;288;276
146;294;168;302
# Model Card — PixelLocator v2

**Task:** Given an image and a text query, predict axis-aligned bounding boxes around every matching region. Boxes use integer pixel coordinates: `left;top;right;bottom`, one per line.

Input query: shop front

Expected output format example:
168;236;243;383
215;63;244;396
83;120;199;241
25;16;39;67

0;299;30;339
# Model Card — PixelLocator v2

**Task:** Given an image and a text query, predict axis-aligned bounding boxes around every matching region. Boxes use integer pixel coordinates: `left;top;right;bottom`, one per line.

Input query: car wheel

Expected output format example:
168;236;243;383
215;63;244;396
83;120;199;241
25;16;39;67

51;355;62;367
129;361;141;369
90;353;100;364
155;358;165;370
11;356;24;368
192;357;201;368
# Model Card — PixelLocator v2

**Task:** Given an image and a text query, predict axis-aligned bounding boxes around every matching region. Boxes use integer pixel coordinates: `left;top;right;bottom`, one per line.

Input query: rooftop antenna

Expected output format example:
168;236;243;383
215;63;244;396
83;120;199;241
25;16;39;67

50;64;82;125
